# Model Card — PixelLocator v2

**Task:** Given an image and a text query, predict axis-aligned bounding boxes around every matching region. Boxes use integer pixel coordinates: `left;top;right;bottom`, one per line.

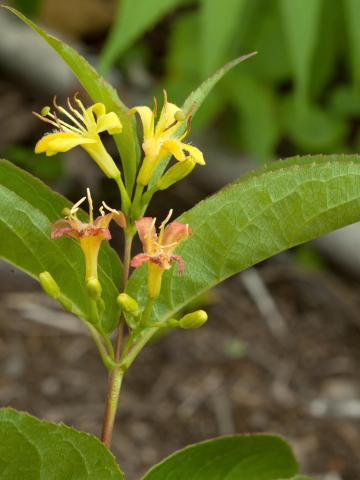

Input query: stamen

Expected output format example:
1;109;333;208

32;111;59;129
70;196;86;216
86;188;94;224
99;206;105;216
158;209;173;244
153;96;158;120
163;90;168;111
67;97;87;127
53;96;86;133
74;93;87;114
41;106;51;116
102;201;119;214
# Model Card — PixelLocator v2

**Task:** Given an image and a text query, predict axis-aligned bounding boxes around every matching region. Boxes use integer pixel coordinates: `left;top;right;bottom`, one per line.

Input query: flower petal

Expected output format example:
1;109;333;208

161;139;187;162
171;255;185;274
181;143;205;165
96;112;122;135
131;253;151;268
135;217;157;254
128;106;154;139
155;99;182;137
51;219;80;240
162;222;191;251
35;132;96;156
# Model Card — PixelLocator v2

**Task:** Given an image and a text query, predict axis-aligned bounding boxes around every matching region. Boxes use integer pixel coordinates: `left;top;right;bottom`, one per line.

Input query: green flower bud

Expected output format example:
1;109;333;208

86;277;102;300
39;271;60;300
156;159;195;190
117;293;139;315
179;310;208;329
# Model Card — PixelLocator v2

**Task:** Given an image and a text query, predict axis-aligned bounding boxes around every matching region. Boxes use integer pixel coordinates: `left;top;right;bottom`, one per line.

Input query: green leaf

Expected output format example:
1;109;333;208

142;434;298;479
279;0;323;108
229;73;280;161
128;155;360;329
200;0;248;75
0;160;121;333
99;0;185;72
182;53;257;118
344;0;360;91
0;408;123;479
4;7;139;192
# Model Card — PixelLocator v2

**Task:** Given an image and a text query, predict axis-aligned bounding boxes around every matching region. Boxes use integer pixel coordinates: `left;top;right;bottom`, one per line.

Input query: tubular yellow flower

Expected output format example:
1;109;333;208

51;189;126;282
34;96;122;179
129;91;205;186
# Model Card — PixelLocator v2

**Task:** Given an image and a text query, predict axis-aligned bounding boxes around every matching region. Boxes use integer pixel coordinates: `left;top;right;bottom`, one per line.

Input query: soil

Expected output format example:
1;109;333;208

1;259;360;480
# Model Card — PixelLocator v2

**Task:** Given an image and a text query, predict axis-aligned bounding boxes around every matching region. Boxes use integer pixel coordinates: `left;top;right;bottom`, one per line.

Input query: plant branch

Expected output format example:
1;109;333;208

101;232;133;448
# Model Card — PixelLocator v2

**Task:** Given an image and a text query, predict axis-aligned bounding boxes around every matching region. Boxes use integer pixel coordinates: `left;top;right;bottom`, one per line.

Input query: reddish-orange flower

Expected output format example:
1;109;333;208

131;211;191;298
52;189;126;281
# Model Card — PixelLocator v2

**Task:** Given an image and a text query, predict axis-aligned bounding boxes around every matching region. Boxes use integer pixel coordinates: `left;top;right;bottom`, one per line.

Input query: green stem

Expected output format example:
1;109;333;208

87;324;115;371
131;184;144;219
101;367;124;447
101;233;133;448
115;175;131;214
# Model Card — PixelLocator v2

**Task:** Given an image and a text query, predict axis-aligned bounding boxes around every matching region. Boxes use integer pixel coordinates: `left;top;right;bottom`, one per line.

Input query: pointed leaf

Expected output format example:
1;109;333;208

100;0;185;73
142;434;298;480
0;408;124;479
4;7;139;192
128;155;360;334
0;160;121;333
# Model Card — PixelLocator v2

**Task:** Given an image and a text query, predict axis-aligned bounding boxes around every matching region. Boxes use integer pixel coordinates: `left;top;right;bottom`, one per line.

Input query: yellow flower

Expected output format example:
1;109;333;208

129;91;205;186
34;96;122;179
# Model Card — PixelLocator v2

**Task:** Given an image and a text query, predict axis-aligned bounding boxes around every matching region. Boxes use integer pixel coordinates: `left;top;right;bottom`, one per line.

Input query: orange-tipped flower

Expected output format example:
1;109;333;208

131;210;191;298
52;188;126;281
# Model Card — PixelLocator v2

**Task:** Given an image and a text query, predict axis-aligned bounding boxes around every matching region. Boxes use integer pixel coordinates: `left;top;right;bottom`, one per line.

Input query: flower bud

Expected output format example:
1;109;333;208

39;271;60;300
86;277;102;300
179;310;208;329
156;159;195;190
117;293;139;315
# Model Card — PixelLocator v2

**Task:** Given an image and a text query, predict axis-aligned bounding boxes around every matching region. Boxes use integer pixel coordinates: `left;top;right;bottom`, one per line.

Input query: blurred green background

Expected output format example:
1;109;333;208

3;0;360;168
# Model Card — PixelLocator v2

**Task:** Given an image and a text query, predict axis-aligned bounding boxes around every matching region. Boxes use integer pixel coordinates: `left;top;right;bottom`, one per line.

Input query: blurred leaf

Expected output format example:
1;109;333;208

229;73;280;161
13;0;40;16
0;408;124;479
128;155;360;330
5;145;63;181
142;434;299;479
279;0;323;109
0;160;121;333
100;0;185;73
311;0;343;98
200;0;248;75
236;3;291;83
344;0;360;91
6;7;140;193
330;85;360;117
282;97;348;152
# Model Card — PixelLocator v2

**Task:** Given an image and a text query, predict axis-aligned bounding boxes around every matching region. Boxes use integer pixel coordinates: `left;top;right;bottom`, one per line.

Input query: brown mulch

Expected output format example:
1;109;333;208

1;260;360;480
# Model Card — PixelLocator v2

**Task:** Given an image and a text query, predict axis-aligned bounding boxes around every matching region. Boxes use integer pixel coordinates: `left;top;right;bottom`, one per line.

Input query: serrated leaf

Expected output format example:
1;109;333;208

4;7;139;192
200;0;248;75
142;434;298;480
0;160;121;333
99;0;185;72
279;0;323;108
128;155;360;333
0;408;123;479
